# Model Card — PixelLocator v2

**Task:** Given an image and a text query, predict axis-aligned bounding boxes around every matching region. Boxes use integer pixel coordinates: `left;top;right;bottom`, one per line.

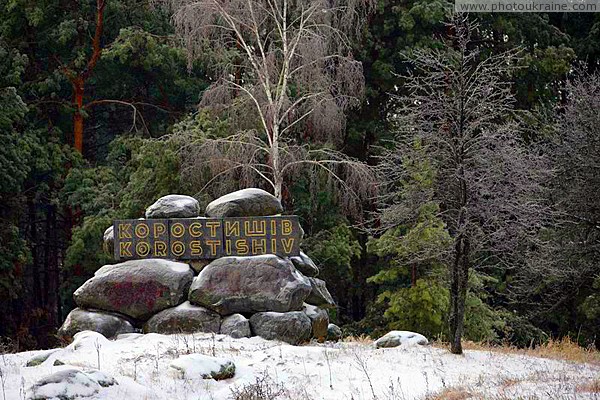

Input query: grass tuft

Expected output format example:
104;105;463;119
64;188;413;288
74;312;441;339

342;335;373;345
434;337;600;365
425;387;472;400
576;379;600;393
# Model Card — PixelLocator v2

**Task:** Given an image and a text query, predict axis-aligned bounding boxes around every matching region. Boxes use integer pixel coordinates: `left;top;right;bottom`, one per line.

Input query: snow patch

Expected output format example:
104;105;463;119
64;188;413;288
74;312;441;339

375;330;429;348
169;354;235;380
2;332;597;400
174;300;201;311
209;188;272;204
68;331;110;352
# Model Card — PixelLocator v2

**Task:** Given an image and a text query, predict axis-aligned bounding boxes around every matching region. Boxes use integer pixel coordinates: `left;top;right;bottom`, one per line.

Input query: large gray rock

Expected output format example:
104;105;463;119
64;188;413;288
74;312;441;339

205;188;283;218
303;303;329;342
290;251;319;277
145;194;200;219
58;308;135;340
374;331;429;348
220;314;251;338
102;226;114;255
74;259;194;320
143;301;221;334
27;369;100;400
249;311;312;345
305;278;336;308
189;255;311;315
327;323;342;341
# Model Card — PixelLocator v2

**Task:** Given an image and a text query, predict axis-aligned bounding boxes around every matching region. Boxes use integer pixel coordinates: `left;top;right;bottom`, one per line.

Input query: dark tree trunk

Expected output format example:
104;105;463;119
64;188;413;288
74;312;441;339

449;160;469;354
28;198;41;309
449;235;470;354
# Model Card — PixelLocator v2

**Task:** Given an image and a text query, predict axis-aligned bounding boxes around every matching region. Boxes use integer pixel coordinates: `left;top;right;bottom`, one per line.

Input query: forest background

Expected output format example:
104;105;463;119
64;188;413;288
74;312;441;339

1;0;599;352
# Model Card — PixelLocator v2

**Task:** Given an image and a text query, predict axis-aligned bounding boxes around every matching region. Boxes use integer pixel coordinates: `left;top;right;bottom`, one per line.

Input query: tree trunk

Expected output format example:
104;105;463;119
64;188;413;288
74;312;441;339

449;160;469;354
67;0;107;154
271;120;283;200
449;235;470;354
28;199;41;309
73;76;84;153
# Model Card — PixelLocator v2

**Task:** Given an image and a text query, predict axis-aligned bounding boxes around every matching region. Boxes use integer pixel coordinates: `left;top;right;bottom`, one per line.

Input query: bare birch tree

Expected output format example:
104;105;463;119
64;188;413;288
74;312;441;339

375;15;551;354
159;0;376;205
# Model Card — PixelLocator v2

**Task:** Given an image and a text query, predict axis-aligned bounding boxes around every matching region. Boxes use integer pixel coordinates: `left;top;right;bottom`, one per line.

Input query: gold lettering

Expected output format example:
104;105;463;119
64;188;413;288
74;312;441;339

119;242;132;257
171;223;185;238
189;222;203;237
244;220;266;236
171;241;185;257
135;223;149;239
271;238;277;254
136;241;150;257
281;220;293;235
205;221;221;237
281;238;294;254
118;223;132;239
235;239;249;255
225;239;232;255
153;223;166;238
252;239;267;254
190;240;203;256
205;240;221;256
224;220;240;236
154;241;167;257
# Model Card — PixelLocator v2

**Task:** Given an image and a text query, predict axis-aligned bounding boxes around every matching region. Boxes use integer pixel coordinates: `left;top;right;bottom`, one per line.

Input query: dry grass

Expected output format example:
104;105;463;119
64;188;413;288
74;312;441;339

342;334;373;345
434;337;600;365
576;379;600;393
499;377;521;388
426;387;472;400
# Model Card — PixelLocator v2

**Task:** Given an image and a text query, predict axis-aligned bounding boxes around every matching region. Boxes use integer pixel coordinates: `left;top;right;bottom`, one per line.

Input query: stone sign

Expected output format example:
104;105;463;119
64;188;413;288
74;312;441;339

114;216;301;260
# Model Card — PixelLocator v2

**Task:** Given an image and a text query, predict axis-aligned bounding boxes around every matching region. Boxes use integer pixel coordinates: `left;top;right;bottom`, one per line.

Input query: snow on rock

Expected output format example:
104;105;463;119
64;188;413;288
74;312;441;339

169;354;235;381
114;332;144;340
205;188;283;217
25;349;60;367
375;330;429;348
290;251;319;277
84;370;117;387
27;369;100;400
145;194;200;219
102;226;113;255
58;308;135;340
67;330;111;352
327;323;342;341
305;277;336;308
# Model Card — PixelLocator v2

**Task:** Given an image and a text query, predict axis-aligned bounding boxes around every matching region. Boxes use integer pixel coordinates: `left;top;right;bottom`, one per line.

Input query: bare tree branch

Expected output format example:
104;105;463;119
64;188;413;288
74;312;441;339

157;0;376;211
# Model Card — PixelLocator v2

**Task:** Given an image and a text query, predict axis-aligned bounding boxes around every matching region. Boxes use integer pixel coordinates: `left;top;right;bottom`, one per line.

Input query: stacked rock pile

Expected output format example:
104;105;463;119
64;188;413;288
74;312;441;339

58;188;340;345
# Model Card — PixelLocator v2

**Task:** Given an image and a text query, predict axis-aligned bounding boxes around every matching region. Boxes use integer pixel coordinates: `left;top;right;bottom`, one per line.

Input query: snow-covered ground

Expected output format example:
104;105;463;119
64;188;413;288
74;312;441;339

2;331;598;400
